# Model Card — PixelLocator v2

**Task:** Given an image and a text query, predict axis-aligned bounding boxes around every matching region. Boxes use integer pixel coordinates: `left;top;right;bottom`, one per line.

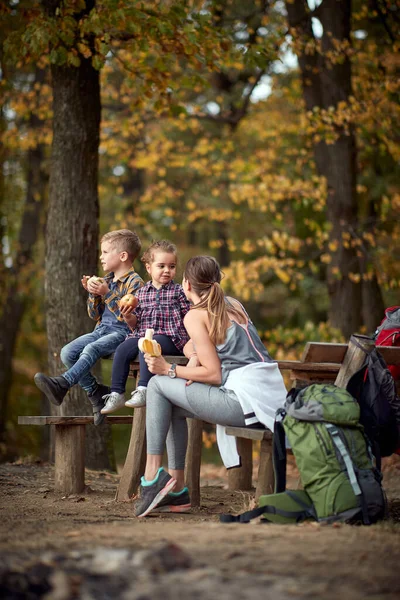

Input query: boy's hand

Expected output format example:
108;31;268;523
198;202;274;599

81;275;90;291
87;279;109;296
97;281;110;295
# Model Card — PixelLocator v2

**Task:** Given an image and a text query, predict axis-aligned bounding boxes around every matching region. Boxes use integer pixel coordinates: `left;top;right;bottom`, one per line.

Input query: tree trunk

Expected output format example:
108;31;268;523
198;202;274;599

0;70;47;458
44;0;113;470
285;0;363;338
360;170;385;332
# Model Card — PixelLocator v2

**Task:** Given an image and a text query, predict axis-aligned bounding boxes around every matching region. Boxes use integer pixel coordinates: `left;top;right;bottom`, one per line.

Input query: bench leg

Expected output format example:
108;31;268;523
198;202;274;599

255;437;274;499
115;407;146;501
54;424;85;494
228;437;253;491
184;419;203;508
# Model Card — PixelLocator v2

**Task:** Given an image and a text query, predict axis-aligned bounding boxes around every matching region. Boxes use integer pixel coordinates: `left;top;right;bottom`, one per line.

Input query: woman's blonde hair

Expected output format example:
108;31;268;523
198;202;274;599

184;256;244;345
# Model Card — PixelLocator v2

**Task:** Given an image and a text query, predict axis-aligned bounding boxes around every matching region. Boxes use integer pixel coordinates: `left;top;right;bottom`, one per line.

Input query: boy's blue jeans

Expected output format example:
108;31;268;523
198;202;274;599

60;324;127;395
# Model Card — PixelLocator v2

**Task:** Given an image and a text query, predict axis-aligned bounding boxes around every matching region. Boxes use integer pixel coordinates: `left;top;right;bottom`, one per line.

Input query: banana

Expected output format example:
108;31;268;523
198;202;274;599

138;328;162;357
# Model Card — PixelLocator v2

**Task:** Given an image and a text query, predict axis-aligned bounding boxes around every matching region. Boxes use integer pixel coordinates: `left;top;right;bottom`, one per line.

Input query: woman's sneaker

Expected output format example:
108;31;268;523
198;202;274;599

153;487;191;513
125;388;147;408
100;392;126;414
134;468;177;518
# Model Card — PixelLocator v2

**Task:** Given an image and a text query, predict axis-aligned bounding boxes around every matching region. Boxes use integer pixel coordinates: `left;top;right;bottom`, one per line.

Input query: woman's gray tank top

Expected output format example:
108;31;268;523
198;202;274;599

216;320;275;386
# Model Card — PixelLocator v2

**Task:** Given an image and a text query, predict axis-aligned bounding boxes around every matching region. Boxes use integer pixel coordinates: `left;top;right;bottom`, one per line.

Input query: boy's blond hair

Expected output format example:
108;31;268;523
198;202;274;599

101;229;141;262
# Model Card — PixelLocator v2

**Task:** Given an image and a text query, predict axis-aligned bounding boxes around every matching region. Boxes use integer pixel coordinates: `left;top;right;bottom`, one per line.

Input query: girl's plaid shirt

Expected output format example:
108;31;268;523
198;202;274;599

87;268;143;324
128;280;191;351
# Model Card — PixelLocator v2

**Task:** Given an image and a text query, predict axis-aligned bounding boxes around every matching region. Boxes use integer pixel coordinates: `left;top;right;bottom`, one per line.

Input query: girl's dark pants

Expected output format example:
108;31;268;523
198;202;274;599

111;334;182;392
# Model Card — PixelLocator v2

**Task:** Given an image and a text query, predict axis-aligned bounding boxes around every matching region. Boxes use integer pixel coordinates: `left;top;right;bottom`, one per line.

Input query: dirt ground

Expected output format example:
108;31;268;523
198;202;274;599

1;456;400;600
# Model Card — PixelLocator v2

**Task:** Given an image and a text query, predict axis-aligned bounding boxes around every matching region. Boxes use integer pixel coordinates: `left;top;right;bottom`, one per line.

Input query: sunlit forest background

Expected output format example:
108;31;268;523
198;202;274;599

1;0;399;468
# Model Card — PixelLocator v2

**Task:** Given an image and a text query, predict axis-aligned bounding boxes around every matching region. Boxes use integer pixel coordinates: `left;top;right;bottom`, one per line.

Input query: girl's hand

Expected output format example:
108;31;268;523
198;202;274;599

185;354;200;386
144;354;170;376
119;304;135;317
121;308;137;331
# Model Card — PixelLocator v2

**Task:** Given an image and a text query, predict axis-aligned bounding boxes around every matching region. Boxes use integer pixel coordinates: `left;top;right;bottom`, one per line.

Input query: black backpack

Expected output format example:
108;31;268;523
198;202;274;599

346;346;400;467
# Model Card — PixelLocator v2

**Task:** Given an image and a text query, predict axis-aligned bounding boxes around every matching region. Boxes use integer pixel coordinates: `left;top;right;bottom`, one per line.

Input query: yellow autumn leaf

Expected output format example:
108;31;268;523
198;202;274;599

275;268;291;284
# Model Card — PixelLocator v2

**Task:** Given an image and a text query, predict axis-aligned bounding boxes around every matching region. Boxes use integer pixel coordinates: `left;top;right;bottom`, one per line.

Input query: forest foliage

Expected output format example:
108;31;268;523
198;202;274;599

0;0;399;461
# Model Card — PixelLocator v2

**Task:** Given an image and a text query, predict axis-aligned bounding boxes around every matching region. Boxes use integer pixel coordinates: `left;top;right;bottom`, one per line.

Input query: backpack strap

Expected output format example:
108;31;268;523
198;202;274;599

220;495;316;524
325;424;362;496
273;413;287;493
324;423;370;525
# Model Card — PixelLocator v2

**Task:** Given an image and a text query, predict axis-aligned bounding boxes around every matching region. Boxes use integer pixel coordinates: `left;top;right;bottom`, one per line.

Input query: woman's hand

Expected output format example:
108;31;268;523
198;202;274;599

185;354;200;386
144;354;170;376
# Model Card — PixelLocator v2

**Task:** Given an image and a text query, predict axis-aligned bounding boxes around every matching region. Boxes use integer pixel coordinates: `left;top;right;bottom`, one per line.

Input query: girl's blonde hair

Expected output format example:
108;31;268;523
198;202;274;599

184;256;244;345
141;240;177;265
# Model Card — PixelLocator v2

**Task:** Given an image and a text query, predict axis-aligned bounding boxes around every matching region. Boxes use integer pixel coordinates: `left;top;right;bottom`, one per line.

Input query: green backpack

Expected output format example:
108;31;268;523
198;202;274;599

221;384;386;525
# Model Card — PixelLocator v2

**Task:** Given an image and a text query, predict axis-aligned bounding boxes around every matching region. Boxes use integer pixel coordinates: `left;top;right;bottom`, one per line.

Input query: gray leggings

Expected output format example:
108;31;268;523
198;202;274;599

146;375;246;470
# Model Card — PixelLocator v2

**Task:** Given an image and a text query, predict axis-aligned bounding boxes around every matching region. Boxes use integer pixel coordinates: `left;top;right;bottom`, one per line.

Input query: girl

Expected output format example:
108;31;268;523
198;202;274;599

101;240;190;413
133;255;287;517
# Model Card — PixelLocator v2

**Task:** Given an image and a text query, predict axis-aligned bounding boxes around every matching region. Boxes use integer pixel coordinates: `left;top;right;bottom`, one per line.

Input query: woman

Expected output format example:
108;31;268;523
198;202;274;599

134;256;287;518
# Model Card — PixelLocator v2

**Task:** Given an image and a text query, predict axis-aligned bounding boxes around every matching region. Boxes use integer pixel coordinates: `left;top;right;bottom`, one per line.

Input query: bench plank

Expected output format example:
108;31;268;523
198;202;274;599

18;416;133;425
277;360;340;372
128;355;189;377
225;427;272;441
301;342;348;363
299;342;400;366
377;346;400;364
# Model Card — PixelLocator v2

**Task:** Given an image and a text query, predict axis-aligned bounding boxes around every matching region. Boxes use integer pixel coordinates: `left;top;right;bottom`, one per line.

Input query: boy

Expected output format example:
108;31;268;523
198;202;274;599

34;229;143;425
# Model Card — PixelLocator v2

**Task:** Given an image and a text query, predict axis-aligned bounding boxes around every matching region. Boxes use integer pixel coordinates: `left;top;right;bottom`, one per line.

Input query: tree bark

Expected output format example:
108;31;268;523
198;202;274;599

285;0;364;338
44;0;113;470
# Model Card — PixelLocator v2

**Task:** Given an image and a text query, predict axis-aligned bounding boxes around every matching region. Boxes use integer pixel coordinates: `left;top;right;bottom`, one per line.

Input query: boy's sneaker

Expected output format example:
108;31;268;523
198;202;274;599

34;373;70;407
125;388;147;408
134;468;177;518
153;487;191;513
88;384;110;426
100;392;126;414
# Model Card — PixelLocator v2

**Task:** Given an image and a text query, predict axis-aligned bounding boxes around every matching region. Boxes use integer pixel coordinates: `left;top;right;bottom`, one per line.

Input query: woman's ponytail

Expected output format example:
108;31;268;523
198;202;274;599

184;256;230;345
207;282;230;345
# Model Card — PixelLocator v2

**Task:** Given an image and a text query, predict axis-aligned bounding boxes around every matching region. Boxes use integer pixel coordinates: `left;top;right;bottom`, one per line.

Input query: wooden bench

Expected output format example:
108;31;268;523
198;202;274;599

17;416;133;494
18;355;191;498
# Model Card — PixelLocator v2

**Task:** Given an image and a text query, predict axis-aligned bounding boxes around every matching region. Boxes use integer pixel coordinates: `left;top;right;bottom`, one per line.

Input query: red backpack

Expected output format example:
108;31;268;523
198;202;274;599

374;306;400;454
375;306;400;380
